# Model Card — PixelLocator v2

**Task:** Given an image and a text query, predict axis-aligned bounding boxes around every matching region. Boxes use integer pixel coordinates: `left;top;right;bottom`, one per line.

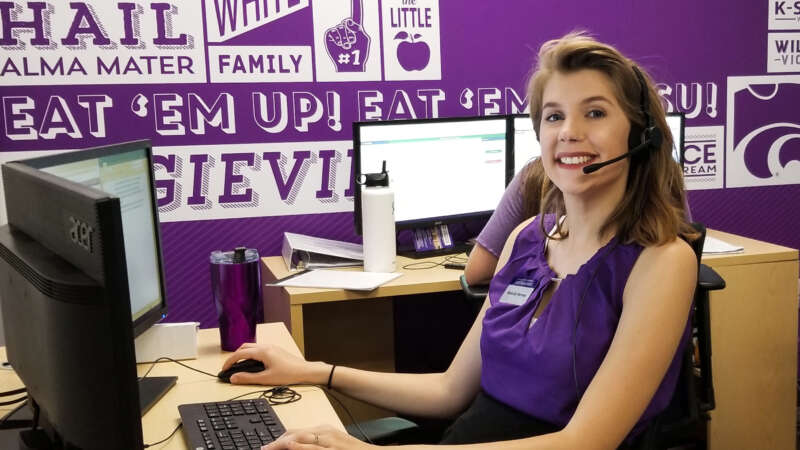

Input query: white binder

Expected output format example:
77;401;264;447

281;232;364;270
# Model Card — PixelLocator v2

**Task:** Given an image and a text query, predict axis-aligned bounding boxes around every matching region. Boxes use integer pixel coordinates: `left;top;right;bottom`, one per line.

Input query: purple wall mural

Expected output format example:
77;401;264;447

1;0;798;327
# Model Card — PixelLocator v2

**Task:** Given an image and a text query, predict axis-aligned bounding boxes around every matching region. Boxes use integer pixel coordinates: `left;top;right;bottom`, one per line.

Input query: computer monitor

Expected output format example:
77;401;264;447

0;140;170;449
352;116;508;236
24;141;168;337
509;114;541;180
666;112;685;166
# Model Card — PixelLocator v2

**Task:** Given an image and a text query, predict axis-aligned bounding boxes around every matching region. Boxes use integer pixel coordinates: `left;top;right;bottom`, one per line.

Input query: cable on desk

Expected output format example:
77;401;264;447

217;384;375;445
402;254;468;270
0;399;28;430
143;422;182;448
139;356;218;380
139;359;371;446
141;359;305;447
0;387;25;397
225;386;302;406
317;385;375;445
0;395;27;407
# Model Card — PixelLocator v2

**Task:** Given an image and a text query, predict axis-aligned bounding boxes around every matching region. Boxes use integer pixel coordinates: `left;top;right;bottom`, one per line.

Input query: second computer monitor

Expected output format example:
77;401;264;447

510;112;685;180
353;116;508;233
510;114;541;179
665;112;685;166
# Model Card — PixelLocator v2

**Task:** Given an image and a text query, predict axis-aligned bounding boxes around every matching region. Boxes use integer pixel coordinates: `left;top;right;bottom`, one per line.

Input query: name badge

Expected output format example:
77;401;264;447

499;278;538;306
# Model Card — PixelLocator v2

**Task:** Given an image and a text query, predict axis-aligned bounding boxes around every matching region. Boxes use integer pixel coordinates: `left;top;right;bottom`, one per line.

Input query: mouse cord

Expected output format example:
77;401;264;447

142;361;304;448
143;422;183;448
139;356;218;380
184;383;374;445
141;362;372;446
0;399;29;429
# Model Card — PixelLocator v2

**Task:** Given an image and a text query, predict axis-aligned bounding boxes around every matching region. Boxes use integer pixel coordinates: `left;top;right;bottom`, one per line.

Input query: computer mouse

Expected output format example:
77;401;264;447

218;359;266;383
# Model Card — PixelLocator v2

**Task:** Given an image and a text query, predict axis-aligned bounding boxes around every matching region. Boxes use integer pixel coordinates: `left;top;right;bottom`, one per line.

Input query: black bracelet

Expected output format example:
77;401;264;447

327;365;337;390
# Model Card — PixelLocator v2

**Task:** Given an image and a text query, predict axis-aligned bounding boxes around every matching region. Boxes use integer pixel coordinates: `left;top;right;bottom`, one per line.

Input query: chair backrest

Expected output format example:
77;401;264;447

637;222;726;448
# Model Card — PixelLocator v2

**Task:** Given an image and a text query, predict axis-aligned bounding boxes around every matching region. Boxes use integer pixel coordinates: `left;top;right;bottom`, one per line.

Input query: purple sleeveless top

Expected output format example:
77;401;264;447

480;215;690;438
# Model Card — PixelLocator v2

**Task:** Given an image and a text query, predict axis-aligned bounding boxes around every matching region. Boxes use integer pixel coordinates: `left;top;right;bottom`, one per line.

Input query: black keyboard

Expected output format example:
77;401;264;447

178;399;286;450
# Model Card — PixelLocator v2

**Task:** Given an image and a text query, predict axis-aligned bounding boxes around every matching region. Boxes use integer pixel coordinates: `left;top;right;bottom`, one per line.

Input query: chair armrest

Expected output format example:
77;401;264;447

459;275;489;302
346;417;420;444
698;264;725;291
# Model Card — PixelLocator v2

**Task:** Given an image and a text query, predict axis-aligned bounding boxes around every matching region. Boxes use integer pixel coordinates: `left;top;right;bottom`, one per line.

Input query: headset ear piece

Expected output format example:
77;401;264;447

648;127;663;150
640;126;662;149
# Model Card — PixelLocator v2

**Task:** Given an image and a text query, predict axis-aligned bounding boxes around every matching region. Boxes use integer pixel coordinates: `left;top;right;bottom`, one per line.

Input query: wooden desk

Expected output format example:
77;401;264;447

261;254;464;354
0;323;344;449
262;253;468;422
700;230;798;450
262;230;799;450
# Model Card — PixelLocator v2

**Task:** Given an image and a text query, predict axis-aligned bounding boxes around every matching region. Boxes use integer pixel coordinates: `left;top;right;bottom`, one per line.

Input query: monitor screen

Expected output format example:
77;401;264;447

354;117;508;231
511;114;541;177
21;141;167;336
666;112;685;165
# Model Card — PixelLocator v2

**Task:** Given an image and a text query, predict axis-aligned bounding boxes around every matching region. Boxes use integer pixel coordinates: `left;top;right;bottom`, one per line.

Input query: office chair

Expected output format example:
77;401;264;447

633;223;725;449
459;274;488;315
347;223;725;448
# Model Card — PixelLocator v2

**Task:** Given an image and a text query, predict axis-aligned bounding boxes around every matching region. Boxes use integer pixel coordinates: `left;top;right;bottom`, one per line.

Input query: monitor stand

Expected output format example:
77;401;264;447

398;224;472;259
398;242;471;259
138;376;178;416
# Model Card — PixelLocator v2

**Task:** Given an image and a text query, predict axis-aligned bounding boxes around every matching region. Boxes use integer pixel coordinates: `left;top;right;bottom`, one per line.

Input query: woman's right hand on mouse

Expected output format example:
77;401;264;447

221;343;330;386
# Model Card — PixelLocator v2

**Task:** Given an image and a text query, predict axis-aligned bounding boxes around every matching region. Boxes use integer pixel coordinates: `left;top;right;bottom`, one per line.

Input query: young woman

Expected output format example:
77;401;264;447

223;32;698;450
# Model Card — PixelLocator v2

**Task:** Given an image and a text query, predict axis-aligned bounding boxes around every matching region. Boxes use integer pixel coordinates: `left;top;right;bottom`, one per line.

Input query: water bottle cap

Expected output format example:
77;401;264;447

364;172;389;187
361;160;389;187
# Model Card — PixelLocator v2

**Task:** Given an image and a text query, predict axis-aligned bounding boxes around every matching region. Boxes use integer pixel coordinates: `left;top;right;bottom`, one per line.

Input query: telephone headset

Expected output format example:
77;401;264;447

581;65;664;174
570;65;662;397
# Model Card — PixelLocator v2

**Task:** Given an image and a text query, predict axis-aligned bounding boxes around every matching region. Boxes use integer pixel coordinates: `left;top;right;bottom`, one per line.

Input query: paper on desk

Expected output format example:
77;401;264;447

703;236;744;254
267;269;402;291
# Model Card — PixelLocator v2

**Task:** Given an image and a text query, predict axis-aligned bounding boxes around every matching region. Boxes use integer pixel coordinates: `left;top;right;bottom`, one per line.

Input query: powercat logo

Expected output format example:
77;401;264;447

726;75;800;187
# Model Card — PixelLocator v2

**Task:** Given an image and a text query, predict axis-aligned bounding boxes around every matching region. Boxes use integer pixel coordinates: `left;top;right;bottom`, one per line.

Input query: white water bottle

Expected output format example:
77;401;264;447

361;161;396;272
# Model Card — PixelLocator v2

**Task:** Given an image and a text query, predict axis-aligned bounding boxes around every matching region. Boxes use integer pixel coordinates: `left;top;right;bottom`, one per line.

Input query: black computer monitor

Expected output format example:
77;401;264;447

0;140;171;449
20;141;168;337
352;116;508;237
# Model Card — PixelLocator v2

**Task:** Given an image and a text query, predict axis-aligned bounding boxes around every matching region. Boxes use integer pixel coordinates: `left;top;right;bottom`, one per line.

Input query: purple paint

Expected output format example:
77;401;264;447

263;150;311;200
0;2;49;46
188;154;211;205
219;153;255;203
61;3;111;46
154;154;177;207
315;149;337;199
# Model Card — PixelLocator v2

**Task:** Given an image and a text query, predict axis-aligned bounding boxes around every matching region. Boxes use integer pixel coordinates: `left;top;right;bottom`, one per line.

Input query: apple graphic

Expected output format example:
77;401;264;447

395;31;430;71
